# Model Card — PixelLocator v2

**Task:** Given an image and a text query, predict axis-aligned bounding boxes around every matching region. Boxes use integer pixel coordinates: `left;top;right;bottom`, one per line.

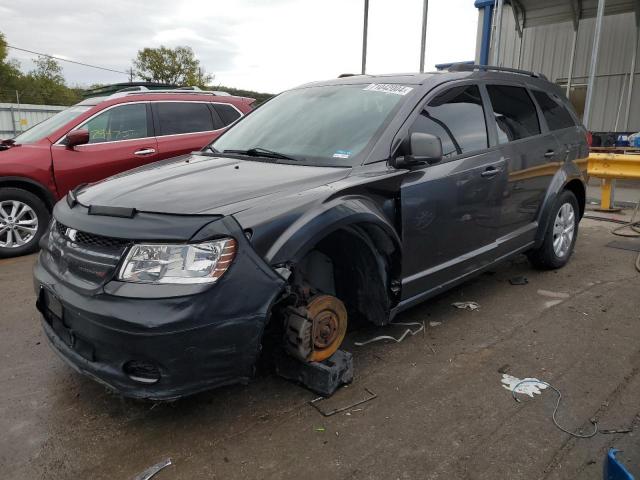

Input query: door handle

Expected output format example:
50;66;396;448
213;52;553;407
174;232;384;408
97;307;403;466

134;148;156;156
544;150;556;158
481;166;501;178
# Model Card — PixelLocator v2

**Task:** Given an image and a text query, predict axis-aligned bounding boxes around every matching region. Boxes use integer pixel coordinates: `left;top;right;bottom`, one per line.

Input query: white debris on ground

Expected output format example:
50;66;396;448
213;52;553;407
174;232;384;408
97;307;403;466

452;301;480;311
500;374;548;397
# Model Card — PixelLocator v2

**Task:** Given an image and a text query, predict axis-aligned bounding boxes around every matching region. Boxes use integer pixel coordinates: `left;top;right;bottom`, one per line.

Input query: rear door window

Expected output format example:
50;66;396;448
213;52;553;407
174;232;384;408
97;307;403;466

213;104;242;126
486;85;541;143
156;102;214;136
409;84;488;159
532;90;576;130
82;103;149;143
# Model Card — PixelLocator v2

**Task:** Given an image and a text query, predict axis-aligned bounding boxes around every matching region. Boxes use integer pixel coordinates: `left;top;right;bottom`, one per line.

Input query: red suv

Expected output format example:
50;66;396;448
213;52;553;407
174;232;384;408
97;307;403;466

0;89;254;257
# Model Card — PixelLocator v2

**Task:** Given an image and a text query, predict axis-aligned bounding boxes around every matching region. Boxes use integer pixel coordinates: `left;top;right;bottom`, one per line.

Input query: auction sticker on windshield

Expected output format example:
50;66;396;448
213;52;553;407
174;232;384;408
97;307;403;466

363;84;413;95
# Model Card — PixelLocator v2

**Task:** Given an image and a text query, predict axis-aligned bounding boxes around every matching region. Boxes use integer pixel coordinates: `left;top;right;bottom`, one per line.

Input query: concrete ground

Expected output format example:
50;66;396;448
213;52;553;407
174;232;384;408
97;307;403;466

1;215;640;480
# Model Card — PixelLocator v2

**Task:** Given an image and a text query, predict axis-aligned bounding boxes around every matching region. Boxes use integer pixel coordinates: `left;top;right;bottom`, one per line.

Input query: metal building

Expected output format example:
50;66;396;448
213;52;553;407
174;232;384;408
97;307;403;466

0;103;66;139
474;0;640;133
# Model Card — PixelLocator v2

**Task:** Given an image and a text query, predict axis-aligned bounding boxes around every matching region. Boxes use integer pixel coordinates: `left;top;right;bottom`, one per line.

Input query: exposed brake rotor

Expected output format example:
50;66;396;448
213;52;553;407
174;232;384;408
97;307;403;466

283;294;348;363
307;295;347;362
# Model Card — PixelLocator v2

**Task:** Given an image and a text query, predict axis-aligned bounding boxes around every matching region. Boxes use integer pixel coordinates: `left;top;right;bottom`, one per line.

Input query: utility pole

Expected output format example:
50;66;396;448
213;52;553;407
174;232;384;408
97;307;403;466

361;0;369;75
128;68;135;83
419;0;429;73
15;90;22;133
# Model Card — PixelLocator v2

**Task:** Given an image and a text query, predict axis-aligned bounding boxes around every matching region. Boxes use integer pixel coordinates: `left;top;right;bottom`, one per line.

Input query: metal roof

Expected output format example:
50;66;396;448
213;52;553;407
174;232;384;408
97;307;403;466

512;0;638;28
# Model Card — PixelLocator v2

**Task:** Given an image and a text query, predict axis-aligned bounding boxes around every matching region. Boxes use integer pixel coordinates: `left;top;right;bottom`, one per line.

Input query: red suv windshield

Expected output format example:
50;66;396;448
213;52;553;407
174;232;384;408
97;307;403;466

12;105;91;144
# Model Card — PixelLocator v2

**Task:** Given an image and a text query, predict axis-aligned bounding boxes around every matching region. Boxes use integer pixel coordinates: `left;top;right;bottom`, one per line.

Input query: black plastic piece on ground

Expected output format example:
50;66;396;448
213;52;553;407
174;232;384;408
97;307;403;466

509;275;529;285
275;349;353;397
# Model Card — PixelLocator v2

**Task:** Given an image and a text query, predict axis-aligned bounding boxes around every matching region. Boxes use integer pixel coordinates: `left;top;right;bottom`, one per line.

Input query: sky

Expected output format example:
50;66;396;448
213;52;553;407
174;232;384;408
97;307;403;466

1;0;479;94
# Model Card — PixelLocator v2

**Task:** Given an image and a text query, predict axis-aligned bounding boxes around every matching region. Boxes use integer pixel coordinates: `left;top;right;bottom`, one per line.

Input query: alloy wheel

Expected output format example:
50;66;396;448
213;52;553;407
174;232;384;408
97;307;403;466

552;202;575;258
0;200;39;248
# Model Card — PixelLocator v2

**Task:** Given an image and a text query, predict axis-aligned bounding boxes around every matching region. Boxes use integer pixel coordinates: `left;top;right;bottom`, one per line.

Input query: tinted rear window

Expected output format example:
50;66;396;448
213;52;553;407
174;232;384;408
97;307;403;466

409;84;488;158
213;104;241;126
487;85;540;143
532;90;576;130
156;102;214;135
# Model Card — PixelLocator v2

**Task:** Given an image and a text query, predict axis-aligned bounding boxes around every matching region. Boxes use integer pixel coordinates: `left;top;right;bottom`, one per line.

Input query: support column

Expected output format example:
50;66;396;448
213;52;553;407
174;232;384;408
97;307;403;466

493;0;505;66
583;0;606;129
566;28;578;98
361;0;369;75
624;15;639;130
419;0;429;73
477;1;494;66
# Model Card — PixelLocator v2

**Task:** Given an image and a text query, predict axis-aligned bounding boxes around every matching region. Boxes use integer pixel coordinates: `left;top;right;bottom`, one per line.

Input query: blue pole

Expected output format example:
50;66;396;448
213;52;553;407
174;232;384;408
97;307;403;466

475;0;494;66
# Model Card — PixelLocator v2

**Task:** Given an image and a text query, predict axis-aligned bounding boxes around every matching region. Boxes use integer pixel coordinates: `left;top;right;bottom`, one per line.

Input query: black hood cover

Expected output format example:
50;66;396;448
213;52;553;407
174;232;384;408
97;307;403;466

76;154;351;215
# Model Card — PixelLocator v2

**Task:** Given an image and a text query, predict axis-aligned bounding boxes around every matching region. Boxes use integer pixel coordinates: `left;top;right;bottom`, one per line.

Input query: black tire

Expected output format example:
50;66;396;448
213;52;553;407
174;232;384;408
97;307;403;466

0;188;50;258
527;190;579;270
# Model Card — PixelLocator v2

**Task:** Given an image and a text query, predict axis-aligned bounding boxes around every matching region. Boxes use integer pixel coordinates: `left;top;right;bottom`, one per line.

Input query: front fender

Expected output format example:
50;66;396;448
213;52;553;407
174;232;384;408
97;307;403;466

265;195;401;266
534;161;585;248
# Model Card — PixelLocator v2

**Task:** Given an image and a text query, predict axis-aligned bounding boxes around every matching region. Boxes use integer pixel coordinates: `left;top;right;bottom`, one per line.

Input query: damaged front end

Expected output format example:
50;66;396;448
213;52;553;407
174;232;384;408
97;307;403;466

33;200;285;400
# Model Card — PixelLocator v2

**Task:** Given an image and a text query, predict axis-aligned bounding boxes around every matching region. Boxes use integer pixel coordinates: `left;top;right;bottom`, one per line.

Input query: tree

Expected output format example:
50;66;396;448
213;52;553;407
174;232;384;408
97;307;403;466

31;55;65;84
0;31;82;105
0;32;22;103
133;46;213;86
19;55;81;105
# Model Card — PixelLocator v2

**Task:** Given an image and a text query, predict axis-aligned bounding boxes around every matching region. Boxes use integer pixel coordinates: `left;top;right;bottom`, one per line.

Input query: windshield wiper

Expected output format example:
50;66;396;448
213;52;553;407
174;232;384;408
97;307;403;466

223;147;301;162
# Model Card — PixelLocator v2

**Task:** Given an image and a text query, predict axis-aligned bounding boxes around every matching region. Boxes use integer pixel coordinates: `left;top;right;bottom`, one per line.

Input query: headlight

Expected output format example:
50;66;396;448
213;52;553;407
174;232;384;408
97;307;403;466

118;238;237;284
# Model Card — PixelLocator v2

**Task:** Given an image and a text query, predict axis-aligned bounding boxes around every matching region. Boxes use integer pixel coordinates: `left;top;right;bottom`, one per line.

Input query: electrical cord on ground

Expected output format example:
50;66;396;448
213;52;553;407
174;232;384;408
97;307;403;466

354;321;425;346
511;379;599;439
584;197;640;272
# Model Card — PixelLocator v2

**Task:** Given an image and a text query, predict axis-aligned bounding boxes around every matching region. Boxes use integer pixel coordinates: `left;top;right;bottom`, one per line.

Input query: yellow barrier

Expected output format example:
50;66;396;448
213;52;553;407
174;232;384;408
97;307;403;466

587;153;640;210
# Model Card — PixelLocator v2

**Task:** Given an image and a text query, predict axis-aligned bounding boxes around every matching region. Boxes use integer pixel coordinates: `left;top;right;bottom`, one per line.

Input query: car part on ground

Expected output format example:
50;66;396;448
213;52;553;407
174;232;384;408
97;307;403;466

275;349;353;397
33;68;588;399
132;458;172;480
309;387;377;416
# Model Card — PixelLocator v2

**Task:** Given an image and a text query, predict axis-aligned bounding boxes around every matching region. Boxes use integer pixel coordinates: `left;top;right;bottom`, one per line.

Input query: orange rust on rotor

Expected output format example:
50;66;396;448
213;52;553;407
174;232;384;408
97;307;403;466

307;294;347;362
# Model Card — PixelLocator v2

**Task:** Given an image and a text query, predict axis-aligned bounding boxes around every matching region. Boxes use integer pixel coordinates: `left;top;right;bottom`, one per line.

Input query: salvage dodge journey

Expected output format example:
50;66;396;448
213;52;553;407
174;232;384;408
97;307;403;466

34;65;588;400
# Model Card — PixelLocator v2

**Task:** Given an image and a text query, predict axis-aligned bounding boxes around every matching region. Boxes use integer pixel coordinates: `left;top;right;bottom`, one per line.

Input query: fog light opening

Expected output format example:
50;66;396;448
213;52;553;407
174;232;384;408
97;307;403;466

123;360;161;384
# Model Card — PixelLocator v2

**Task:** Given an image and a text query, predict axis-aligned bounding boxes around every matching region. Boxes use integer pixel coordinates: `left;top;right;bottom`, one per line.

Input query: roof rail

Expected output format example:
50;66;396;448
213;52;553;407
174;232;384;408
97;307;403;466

447;63;548;80
107;87;232;99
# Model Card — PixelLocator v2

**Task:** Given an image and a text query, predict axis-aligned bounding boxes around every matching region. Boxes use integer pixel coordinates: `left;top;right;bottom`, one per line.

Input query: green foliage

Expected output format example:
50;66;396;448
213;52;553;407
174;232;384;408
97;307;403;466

133;46;213;86
0;32;272;107
206;85;274;105
0;32;82;106
0;32;23;103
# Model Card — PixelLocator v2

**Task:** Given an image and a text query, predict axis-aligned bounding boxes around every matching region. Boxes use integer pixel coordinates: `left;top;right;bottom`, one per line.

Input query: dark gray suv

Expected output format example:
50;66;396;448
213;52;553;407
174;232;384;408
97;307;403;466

34;65;588;400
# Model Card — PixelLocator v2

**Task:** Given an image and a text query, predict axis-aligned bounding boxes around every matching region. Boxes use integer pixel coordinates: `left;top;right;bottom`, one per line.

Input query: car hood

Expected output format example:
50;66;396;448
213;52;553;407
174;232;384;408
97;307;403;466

76;154;351;215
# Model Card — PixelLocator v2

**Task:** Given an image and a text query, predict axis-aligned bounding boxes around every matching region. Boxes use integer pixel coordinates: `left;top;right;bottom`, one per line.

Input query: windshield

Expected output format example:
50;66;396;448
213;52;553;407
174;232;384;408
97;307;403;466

211;83;411;166
12;105;91;144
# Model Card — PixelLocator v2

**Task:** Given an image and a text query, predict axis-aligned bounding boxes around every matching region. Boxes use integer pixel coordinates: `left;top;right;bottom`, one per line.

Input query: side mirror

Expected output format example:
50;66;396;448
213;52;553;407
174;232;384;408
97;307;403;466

65;129;90;149
394;132;443;168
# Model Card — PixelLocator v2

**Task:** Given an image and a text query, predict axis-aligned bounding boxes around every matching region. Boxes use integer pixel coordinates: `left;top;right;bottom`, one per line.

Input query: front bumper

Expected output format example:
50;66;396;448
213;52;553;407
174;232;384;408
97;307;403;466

34;214;285;401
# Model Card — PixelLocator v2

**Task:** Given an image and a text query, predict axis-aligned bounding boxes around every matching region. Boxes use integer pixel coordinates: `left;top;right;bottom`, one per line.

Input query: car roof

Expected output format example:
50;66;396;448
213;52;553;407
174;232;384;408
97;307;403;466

294;67;558;94
78;91;255;111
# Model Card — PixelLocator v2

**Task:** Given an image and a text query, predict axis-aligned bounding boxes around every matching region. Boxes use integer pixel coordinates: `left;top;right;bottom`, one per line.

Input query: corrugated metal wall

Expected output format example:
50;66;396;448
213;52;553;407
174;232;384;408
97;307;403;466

477;5;638;132
0;103;67;139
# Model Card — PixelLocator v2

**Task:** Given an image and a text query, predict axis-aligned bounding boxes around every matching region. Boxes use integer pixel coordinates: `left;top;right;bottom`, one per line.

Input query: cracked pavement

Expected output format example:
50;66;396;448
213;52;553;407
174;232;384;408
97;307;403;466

1;216;639;479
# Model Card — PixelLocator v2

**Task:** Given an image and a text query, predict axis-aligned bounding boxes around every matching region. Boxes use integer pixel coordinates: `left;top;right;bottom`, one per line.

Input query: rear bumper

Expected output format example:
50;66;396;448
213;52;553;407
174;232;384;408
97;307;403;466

33;222;285;401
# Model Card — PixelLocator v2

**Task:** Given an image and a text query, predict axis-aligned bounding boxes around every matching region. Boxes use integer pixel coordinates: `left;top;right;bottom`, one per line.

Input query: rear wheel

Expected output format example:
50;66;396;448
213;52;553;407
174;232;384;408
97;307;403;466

528;190;579;270
0;188;50;258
